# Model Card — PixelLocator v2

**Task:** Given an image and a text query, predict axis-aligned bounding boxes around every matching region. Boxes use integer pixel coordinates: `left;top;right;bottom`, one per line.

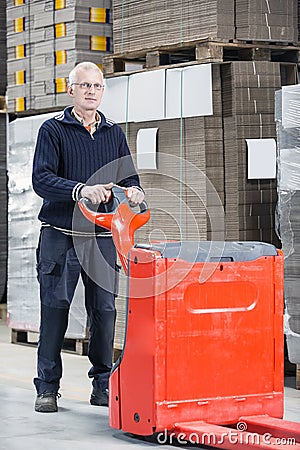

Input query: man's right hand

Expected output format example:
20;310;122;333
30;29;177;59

80;182;114;204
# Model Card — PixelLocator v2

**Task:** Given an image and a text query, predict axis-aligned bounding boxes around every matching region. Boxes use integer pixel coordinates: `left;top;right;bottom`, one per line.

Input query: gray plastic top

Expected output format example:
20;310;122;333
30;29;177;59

134;241;278;263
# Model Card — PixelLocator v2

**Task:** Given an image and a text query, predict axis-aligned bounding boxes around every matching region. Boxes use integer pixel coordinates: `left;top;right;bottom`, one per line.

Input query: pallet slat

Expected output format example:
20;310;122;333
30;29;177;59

103;39;300;76
11;328;89;356
10;328;122;361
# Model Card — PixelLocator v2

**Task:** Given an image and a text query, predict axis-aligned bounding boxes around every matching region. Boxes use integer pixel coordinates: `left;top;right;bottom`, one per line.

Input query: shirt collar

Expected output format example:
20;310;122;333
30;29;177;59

71;108;101;133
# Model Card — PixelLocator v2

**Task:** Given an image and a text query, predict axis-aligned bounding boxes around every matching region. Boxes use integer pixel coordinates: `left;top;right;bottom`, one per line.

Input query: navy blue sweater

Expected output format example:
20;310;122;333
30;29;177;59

32;106;141;232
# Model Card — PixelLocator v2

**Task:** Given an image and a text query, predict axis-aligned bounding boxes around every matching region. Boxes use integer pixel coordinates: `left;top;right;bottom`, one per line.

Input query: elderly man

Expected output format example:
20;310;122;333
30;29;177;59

32;61;144;413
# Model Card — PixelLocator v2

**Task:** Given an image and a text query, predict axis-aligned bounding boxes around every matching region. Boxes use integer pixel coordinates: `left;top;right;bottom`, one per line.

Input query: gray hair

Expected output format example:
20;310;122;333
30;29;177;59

68;62;103;85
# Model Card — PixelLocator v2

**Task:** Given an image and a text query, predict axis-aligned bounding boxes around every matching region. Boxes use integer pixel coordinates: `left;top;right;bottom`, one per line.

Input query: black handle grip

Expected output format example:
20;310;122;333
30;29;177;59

80;185;148;215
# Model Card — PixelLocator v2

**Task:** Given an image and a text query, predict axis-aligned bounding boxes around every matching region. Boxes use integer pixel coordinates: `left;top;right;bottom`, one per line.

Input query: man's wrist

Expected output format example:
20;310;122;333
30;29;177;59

72;183;85;201
130;185;144;193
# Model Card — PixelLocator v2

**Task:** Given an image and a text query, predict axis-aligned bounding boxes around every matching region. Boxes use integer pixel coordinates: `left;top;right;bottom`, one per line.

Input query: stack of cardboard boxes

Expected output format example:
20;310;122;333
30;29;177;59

0;0;7;306
235;0;298;42
6;0;112;113
6;0;113;340
110;62;283;246
222;61;282;244
103;2;299;350
112;0;298;57
0;0;6;95
109;59;288;349
112;0;235;54
0;112;7;306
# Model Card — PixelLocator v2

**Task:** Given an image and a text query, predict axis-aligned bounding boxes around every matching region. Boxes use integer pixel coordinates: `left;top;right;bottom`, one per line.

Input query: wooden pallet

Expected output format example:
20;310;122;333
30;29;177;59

11;328;89;356
103;38;300;76
8;329;300;388
297;365;300;390
0;303;6;321
10;328;122;361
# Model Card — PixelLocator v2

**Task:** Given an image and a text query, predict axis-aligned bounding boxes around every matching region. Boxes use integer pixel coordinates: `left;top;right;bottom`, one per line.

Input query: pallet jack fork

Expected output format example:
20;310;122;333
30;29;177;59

79;186;300;450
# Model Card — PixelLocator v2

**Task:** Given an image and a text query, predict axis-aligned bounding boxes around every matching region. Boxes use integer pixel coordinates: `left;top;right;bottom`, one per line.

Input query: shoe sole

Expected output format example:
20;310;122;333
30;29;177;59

90;395;108;407
90;399;108;407
35;404;58;413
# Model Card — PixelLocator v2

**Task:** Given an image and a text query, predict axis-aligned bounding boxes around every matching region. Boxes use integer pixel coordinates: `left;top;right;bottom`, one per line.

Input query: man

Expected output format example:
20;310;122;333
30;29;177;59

32;61;144;413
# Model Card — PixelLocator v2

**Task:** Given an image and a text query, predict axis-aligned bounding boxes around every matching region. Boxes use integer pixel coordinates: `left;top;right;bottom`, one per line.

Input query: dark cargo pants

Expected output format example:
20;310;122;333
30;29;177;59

33;226;118;394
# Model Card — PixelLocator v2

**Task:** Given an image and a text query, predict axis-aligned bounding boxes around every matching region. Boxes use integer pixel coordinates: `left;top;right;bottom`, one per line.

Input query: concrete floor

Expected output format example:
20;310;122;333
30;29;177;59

0;319;299;450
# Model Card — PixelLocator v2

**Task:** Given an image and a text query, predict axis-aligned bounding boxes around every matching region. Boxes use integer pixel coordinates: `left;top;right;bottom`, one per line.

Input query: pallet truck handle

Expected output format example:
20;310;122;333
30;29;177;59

78;185;150;273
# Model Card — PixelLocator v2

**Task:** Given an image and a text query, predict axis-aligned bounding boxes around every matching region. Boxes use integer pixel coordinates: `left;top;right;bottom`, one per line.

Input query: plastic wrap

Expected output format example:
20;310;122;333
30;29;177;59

7;113;88;339
275;85;300;363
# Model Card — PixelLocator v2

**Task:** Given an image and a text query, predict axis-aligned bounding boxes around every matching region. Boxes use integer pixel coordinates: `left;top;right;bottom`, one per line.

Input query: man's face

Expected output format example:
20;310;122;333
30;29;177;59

67;68;104;113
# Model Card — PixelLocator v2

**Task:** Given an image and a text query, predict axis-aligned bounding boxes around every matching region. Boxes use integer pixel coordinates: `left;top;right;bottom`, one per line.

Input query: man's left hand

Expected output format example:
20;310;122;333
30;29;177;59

126;187;145;206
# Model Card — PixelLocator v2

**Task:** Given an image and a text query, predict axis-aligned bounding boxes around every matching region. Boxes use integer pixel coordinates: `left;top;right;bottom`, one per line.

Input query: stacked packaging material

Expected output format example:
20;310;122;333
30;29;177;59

0;114;7;304
113;117;210;349
0;0;6;95
112;65;241;348
0;0;7;305
204;65;225;240
112;0;298;55
275;84;300;364
113;0;235;54
7;113;88;339
110;61;287;348
120;61;281;247
113;65;225;349
6;0;112;114
222;61;281;244
299;0;300;40
235;0;298;42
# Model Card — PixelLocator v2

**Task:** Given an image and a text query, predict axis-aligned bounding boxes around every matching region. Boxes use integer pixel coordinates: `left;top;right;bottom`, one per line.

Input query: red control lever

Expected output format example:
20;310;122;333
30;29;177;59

78;185;150;273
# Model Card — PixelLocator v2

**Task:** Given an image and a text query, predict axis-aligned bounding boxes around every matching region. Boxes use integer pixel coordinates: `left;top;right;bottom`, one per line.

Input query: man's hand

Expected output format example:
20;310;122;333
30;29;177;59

80;182;114;204
125;187;145;206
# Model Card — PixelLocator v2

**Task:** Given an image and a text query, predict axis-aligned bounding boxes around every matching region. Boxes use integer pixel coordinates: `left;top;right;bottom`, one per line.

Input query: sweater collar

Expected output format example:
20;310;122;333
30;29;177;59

54;106;114;129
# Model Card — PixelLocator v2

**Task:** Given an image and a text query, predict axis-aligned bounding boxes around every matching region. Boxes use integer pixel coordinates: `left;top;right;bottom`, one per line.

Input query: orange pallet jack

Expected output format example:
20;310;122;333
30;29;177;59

79;186;300;450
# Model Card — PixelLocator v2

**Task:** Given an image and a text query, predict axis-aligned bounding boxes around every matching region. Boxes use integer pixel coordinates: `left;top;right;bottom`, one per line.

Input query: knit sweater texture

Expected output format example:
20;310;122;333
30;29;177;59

32;106;141;232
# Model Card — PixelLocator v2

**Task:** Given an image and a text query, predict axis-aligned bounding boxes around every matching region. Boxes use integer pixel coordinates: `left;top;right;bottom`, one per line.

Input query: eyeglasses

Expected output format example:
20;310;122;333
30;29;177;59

71;82;105;90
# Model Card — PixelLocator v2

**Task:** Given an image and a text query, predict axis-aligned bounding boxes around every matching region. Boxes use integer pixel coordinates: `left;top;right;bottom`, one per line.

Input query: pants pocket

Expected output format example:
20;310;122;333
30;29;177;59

37;259;58;283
